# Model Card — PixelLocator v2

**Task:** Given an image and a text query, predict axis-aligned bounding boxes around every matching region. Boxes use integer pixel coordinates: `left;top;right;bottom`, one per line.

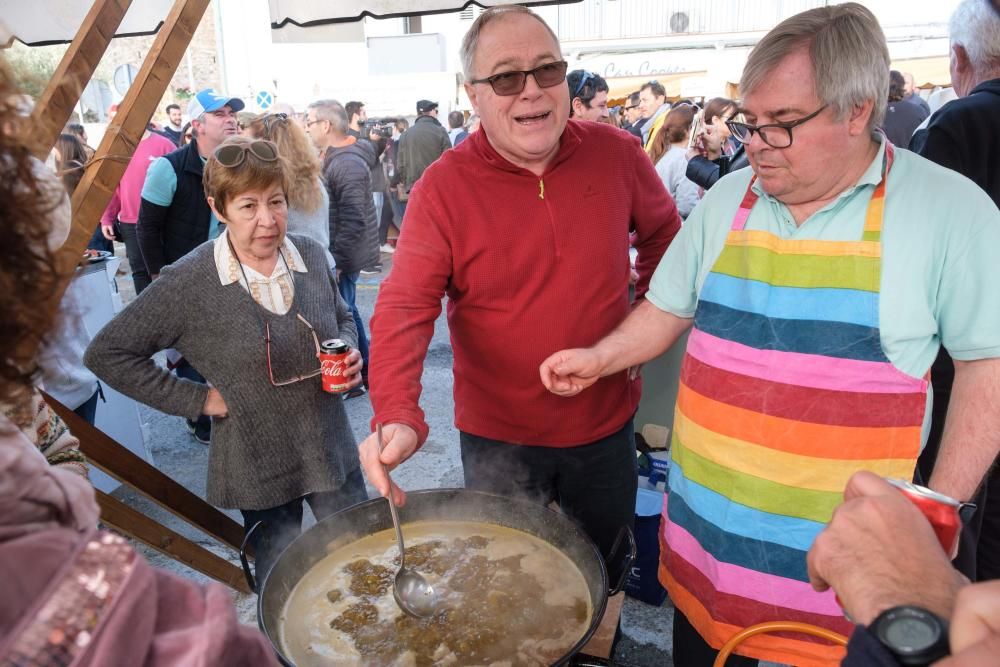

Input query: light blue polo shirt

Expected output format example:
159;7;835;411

649;136;1000;383
141;155;221;238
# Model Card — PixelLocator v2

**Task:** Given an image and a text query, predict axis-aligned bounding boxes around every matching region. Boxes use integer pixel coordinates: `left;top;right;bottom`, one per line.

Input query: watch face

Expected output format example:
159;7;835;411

884;616;940;652
876;606;947;664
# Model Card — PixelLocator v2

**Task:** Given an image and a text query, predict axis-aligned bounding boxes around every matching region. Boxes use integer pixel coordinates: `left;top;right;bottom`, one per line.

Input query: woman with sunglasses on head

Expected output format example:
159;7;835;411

685;96;749;191
247;112;335;269
85;135;367;579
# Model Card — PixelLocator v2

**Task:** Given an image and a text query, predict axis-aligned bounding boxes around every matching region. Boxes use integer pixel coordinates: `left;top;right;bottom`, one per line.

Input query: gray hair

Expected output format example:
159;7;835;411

187;114;204;140
459;5;561;79
950;0;1000;72
307;99;349;135
740;2;889;129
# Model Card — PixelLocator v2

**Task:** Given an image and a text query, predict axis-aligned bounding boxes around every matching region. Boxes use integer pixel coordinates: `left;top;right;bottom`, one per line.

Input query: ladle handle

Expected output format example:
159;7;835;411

377;423;406;567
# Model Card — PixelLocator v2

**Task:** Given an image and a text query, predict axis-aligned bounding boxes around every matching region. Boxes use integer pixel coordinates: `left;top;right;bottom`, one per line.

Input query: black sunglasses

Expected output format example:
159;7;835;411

214;140;279;167
469;60;569;96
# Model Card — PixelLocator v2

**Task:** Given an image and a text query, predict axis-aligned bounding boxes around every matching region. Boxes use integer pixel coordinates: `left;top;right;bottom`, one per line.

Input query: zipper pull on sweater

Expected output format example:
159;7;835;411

538;178;545;200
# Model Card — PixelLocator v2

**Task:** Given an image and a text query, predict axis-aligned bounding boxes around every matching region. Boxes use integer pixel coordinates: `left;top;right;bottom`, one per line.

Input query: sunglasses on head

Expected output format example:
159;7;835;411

469;60;569;96
261;112;288;136
214;140;279;168
572;71;595;98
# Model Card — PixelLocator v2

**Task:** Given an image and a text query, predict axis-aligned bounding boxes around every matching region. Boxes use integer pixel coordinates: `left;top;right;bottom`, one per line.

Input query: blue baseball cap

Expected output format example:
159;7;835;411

186;88;245;119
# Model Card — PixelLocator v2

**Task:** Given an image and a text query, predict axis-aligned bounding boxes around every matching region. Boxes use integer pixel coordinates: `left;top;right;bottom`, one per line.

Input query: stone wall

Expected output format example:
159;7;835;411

99;2;221;123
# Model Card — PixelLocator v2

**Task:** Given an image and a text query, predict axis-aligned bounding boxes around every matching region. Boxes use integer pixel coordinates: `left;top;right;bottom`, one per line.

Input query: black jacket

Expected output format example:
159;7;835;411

397;115;451;191
624;123;643;141
881;100;927;149
910;78;1000;209
349;128;388;192
160;126;182;147
841;626;905;667
686;143;750;190
321;140;380;273
137;139;212;276
904;93;931;116
368;136;388;192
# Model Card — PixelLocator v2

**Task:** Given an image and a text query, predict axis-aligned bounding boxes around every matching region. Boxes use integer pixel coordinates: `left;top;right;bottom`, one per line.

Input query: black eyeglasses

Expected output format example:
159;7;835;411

469;60;569;96
625;104;639;111
261;112;288;136
726;105;828;149
214;140;279;167
572;71;594;98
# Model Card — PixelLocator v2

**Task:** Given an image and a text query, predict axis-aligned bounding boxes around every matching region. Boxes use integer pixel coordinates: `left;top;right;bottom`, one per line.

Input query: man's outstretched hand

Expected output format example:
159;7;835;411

539;348;604;397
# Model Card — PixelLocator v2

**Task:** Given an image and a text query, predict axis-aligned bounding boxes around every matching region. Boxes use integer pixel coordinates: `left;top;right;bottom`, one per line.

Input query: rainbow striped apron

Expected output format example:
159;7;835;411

658;144;928;665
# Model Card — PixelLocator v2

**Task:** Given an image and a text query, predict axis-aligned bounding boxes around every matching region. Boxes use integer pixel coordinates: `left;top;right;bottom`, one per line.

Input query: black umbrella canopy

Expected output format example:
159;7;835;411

0;0;579;47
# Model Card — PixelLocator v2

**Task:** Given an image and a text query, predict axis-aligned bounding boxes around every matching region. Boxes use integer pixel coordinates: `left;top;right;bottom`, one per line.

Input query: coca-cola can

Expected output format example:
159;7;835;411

319;339;351;394
886;478;962;559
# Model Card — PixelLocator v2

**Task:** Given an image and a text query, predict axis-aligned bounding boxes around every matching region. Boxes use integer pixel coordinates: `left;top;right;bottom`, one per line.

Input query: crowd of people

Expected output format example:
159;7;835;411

2;0;1000;665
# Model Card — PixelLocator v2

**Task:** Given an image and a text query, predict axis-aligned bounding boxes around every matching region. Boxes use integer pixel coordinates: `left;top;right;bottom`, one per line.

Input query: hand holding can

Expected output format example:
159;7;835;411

319;339;352;393
808;472;968;625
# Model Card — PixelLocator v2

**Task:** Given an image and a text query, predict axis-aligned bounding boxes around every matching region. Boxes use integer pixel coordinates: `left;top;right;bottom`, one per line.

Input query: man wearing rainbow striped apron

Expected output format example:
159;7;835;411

540;5;1000;666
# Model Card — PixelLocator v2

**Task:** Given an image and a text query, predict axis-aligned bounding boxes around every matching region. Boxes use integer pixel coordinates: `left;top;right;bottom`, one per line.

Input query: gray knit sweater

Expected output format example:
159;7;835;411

84;235;361;510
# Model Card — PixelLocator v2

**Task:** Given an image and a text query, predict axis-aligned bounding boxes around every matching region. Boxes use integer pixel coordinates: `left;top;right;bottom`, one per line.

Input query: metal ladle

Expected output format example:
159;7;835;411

377;423;438;618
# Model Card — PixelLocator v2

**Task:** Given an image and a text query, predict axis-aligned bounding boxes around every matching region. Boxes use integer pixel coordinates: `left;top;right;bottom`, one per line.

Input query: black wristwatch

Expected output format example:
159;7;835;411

871;606;950;666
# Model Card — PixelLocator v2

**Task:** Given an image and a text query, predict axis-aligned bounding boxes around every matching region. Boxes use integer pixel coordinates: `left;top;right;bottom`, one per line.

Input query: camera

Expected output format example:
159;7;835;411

363;119;394;139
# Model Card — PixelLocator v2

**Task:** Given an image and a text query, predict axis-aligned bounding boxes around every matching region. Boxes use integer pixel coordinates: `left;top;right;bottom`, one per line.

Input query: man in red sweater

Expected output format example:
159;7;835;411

359;5;680;568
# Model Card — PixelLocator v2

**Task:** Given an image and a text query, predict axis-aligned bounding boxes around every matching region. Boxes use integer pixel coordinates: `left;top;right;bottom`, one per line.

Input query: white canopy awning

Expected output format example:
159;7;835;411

0;0;174;47
0;0;577;46
270;0;574;28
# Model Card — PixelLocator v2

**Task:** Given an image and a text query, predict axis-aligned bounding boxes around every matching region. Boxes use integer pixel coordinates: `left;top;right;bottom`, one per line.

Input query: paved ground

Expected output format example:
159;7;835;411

108;248;676;665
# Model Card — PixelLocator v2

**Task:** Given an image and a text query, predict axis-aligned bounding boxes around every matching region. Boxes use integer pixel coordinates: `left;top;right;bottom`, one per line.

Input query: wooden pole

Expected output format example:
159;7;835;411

24;0;241;589
28;0;133;161
44;392;253;593
97;491;253;594
33;0;211;362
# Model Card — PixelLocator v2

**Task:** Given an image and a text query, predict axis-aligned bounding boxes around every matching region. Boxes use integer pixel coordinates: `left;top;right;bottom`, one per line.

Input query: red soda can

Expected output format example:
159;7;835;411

835;478;964;616
886;478;962;559
319;339;351;393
